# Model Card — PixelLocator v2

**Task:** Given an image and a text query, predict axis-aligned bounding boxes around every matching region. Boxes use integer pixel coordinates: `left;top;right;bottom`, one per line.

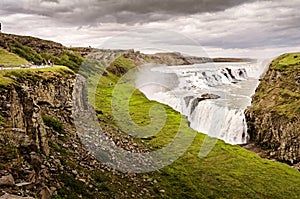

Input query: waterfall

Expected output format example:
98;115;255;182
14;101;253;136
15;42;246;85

187;100;249;144
136;61;267;145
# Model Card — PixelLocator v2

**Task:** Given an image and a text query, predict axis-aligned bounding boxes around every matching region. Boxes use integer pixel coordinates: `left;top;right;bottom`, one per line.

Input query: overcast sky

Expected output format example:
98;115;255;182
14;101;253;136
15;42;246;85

1;0;300;58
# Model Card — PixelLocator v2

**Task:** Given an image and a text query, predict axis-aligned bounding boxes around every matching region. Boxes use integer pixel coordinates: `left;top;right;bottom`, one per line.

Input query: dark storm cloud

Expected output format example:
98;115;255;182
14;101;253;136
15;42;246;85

100;0;255;16
0;0;257;25
41;0;59;3
1;0;300;58
0;1;71;18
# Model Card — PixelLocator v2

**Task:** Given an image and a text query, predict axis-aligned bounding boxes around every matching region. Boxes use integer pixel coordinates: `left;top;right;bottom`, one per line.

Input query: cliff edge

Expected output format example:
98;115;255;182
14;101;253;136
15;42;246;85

246;53;300;168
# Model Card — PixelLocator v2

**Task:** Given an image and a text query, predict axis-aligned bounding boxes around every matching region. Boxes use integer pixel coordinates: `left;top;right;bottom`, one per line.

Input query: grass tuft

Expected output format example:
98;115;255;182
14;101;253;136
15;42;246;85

42;115;64;134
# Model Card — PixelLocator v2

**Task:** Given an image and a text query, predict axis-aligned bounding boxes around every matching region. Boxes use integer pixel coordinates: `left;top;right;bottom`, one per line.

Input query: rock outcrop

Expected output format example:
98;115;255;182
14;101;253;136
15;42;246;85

246;53;300;168
0;71;75;155
0;69;77;198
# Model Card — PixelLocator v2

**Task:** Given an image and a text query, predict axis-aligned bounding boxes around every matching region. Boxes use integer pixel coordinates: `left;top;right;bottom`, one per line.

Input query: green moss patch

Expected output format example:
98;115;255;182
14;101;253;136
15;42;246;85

251;53;300;119
0;66;74;87
0;47;28;67
43;115;65;134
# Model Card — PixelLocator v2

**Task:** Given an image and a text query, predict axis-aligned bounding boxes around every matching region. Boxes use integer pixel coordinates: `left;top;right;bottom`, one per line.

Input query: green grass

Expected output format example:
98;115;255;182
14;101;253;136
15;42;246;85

6;41;84;72
0;115;3;125
42;115;65;134
271;53;300;71
10;41;43;64
252;53;300;119
80;55;300;198
0;47;28;67
57;172;94;199
41;51;84;72
0;66;74;87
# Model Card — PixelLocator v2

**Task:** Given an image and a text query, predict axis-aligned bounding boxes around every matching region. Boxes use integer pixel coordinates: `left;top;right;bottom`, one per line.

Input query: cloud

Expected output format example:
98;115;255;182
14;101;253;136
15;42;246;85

0;0;257;25
138;1;300;49
41;0;59;3
0;0;300;58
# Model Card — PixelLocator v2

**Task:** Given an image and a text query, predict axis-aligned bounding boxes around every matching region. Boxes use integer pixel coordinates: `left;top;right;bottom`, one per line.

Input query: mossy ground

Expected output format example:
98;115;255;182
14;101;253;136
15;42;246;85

251;53;300;119
0;66;74;87
80;55;300;198
0;47;28;67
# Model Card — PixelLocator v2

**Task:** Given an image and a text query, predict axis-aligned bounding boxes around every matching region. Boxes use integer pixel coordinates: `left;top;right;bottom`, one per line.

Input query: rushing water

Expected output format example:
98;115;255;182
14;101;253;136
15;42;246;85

136;61;268;145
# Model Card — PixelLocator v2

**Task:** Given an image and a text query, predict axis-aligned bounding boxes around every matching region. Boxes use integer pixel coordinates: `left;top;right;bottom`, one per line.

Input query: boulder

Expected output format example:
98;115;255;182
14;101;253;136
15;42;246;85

0;174;15;186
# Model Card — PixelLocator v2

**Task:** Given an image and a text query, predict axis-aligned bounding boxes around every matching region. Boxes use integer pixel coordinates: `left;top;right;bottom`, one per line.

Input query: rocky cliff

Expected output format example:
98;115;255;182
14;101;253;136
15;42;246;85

0;67;158;198
0;68;76;197
246;53;300;168
0;68;75;156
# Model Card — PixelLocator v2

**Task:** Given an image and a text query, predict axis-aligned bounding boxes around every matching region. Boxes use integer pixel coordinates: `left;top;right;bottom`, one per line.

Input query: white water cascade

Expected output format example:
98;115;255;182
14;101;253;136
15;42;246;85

136;61;268;145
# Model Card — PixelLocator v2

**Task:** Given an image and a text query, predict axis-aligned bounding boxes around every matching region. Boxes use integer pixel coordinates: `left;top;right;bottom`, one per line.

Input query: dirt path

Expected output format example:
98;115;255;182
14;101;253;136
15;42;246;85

0;65;52;70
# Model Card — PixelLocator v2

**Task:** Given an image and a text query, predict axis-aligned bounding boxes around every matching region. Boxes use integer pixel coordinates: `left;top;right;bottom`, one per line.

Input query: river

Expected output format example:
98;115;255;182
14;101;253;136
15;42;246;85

136;61;268;144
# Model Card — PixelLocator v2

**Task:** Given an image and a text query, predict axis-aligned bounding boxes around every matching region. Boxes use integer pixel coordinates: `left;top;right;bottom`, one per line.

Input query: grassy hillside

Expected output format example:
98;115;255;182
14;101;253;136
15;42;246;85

0;33;86;72
79;55;300;198
0;47;28;67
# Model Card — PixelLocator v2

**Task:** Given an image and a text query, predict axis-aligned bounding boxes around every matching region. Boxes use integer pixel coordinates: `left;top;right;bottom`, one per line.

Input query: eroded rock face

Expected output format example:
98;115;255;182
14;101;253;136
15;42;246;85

0;73;75;155
246;54;300;166
246;110;300;164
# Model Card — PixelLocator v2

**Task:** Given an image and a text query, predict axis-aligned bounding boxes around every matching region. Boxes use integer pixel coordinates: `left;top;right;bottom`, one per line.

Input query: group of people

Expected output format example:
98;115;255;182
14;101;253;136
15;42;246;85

42;58;54;66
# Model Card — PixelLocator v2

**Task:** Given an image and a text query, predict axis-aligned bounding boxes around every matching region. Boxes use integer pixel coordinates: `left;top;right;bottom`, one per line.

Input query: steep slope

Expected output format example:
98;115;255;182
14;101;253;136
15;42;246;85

0;47;28;67
246;53;300;168
0;33;87;71
0;33;65;55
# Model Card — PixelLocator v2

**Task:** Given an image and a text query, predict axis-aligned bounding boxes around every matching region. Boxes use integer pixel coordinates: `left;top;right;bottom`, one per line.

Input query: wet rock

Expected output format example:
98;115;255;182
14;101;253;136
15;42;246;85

184;96;194;107
200;93;220;100
190;93;221;114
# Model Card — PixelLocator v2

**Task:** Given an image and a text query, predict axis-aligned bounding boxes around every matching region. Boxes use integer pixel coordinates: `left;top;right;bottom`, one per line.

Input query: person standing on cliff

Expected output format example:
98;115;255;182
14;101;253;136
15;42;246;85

50;59;54;67
43;58;47;66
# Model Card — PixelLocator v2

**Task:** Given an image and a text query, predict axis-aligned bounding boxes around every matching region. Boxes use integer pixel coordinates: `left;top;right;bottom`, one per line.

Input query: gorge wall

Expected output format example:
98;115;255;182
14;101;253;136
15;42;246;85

246;53;300;168
0;69;76;156
0;51;164;198
0;68;79;198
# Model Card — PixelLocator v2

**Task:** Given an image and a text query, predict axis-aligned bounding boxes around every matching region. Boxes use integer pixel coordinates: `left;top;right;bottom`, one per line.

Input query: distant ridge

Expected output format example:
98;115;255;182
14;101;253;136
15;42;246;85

212;57;256;62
